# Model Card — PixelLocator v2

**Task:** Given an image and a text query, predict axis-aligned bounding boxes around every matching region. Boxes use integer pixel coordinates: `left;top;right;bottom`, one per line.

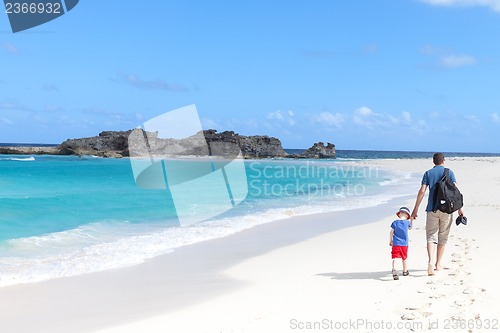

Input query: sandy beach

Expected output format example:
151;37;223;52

1;157;499;333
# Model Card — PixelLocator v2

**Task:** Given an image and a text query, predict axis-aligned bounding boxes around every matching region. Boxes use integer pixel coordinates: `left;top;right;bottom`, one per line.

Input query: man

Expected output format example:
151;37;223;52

411;153;464;276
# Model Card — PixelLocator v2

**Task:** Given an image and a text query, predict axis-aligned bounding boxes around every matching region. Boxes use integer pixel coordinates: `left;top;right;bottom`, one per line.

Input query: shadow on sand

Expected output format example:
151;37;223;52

317;270;428;281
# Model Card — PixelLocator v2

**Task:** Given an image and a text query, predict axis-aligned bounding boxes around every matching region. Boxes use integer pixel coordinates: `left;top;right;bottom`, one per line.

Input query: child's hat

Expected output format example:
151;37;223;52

396;206;411;217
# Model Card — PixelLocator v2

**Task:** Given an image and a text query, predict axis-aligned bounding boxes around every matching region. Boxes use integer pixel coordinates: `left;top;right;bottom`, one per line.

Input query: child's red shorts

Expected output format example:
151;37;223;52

391;246;408;260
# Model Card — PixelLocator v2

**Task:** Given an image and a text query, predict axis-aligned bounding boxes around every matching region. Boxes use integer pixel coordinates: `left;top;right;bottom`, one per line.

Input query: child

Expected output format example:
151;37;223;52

390;207;412;280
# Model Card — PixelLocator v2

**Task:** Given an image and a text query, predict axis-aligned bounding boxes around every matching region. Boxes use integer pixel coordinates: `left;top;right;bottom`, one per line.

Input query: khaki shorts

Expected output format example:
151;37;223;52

426;211;453;244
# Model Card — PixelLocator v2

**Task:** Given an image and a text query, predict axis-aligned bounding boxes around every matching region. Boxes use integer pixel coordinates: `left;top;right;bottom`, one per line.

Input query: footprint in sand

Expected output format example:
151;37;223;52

401;312;417;320
402;305;433;321
454;299;468;307
405;303;431;311
421;311;432;318
401;312;430;321
405;306;420;311
444;281;460;286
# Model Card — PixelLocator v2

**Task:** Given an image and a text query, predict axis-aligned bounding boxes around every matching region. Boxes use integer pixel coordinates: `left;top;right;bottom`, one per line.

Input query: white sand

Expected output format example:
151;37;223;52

1;157;499;333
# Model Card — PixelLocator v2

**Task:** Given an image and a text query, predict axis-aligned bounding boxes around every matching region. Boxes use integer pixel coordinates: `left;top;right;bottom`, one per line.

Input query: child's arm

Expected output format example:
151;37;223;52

409;218;413;230
389;228;394;246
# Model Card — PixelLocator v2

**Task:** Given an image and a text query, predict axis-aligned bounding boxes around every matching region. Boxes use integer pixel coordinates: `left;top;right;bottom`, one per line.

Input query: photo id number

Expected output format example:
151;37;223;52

5;2;61;14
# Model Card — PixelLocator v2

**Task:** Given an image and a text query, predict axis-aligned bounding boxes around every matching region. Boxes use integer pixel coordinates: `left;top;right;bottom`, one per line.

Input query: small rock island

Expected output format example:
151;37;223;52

1;130;335;159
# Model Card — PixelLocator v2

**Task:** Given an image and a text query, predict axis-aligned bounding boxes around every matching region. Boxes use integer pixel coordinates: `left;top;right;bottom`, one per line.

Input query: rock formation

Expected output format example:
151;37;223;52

1;129;335;159
203;130;287;158
0;146;60;155
301;142;336;159
58;130;132;158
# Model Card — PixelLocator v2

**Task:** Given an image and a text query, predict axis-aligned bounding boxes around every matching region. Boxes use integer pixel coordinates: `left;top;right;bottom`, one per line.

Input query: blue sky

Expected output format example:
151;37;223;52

1;0;500;152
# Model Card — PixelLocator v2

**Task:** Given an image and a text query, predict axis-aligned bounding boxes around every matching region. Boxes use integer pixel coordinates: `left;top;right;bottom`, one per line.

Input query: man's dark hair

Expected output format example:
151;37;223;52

433;152;445;165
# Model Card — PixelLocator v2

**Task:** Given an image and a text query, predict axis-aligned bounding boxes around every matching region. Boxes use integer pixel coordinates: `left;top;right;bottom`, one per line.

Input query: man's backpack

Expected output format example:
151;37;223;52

433;168;463;214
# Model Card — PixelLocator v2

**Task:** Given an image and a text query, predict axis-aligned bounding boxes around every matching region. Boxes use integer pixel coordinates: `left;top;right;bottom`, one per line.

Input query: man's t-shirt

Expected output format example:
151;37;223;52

422;165;457;212
391;219;411;246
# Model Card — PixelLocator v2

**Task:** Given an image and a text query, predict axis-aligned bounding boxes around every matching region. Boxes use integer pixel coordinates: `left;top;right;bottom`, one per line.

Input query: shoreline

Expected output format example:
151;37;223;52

0;156;414;287
1;157;499;332
0;196;411;333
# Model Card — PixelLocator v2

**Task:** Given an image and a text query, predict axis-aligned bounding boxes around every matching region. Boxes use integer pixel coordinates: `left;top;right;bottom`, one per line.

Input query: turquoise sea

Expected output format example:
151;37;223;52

1;150;490;286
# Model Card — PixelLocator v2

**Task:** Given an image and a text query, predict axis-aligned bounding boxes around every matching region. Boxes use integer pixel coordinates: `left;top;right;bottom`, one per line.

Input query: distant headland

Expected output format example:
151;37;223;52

0;130;335;159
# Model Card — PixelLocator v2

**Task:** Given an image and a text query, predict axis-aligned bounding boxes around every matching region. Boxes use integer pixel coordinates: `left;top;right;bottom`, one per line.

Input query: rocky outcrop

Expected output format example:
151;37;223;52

203;130;287;158
58;130;132;158
2;130;335;159
0;146;60;155
127;129;287;159
301;142;336;159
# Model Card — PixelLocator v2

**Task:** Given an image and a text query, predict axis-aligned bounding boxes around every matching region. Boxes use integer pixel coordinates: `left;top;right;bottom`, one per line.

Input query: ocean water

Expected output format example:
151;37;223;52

0;153;421;286
288;149;500;159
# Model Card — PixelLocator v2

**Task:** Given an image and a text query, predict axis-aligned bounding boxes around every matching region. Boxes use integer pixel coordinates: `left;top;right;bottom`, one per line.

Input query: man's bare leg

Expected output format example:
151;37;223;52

427;242;436;275
435;244;446;270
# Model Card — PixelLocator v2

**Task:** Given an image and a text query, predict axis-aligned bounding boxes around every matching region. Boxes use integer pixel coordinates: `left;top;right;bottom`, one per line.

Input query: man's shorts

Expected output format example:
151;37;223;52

426;210;453;244
391;246;408;260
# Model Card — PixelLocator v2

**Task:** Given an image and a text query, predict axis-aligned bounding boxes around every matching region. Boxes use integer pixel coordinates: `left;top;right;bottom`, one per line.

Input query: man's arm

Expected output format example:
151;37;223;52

411;184;427;220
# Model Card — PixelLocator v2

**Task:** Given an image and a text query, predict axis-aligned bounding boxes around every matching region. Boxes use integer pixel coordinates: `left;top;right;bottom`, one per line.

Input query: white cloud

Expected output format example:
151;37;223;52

0;117;13;125
440;54;477;68
353;106;378;127
42;83;59;92
302;50;338;58
355;106;373;116
351;108;428;135
201;117;220;129
115;73;188;92
1;43;21;55
419;44;439;56
135;113;144;122
492;112;500;122
313;112;345;127
429;111;441;119
266;110;296;126
388;112;413;127
387;115;399;125
465;114;480;123
402;111;412;122
414;119;429;135
419;0;500;12
362;43;378;54
0;100;32;113
418;44;478;70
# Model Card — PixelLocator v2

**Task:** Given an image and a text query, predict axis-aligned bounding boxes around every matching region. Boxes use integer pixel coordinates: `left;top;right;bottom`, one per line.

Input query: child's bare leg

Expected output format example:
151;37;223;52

391;259;399;280
402;259;408;272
